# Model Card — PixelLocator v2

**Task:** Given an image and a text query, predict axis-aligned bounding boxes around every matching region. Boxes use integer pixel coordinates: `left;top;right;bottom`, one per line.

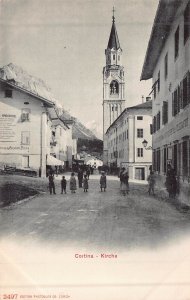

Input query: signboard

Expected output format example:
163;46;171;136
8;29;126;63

0;113;17;142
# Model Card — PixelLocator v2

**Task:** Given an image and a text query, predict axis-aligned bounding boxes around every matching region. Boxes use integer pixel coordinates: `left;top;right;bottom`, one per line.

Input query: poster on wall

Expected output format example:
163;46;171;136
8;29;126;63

0;1;190;300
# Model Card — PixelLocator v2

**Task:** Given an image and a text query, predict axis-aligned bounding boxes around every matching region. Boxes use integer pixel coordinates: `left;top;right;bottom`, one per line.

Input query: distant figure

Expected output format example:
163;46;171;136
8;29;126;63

119;167;125;187
165;166;177;199
86;167;90;179
120;168;129;195
100;171;107;192
61;176;67;194
147;171;156;195
70;172;77;193
48;172;56;195
78;168;83;188
83;174;89;192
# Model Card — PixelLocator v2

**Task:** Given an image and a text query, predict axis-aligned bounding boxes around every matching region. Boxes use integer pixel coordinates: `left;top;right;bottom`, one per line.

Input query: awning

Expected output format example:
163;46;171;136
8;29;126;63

47;155;64;166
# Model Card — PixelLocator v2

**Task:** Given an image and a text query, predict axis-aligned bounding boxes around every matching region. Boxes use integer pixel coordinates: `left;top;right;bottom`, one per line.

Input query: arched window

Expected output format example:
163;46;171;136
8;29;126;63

110;80;119;95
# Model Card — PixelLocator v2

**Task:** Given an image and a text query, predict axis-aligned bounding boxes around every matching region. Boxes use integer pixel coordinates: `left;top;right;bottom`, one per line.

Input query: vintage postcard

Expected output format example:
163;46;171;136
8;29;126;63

0;0;190;299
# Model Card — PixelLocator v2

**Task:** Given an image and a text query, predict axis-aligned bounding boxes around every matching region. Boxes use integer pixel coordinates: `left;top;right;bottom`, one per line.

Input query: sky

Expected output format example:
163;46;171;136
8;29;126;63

0;0;158;138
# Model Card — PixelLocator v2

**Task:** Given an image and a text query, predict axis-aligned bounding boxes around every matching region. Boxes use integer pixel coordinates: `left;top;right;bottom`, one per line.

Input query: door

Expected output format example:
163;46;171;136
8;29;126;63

135;167;145;180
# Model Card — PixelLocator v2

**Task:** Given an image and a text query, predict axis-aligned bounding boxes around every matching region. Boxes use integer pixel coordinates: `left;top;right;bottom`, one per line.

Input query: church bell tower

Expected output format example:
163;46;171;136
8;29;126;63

103;8;125;164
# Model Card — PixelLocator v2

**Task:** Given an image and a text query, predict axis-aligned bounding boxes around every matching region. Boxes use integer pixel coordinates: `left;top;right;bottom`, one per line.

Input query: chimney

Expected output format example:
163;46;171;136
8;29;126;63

141;95;144;103
146;96;151;102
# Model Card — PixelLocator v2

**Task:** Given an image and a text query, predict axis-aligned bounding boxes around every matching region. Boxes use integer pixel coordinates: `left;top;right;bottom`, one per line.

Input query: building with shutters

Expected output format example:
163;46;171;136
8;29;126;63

103;10;125;164
0;63;73;177
141;0;190;201
105;100;152;181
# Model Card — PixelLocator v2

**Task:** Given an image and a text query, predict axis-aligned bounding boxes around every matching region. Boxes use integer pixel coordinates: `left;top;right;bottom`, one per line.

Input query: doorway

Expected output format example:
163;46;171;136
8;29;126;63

135;167;145;180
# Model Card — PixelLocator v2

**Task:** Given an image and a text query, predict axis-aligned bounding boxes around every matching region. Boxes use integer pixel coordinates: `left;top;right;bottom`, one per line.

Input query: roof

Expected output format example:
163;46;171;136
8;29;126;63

0;63;55;106
51;118;69;129
106;100;152;134
128;100;152;110
141;0;181;80
107;17;121;50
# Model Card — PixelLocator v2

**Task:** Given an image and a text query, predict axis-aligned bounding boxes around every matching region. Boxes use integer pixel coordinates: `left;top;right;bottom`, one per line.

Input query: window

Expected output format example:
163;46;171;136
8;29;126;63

118;55;120;61
137;128;143;138
183;74;188;108
162;101;168;124
184;1;190;44
174;26;179;59
137;116;143;120
156;111;160;130
165;53;168;79
157;71;160;92
137;148;143;157
153;82;156;99
172;86;181;116
153;116;156;133
21;108;30;122
150;124;153;135
21;131;30;145
157;149;160;173
113;54;115;60
182;140;188;177
5;89;12;98
22;156;29;168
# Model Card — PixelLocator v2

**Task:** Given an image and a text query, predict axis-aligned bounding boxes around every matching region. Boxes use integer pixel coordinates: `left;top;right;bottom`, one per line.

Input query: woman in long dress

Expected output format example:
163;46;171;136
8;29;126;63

120;168;129;195
70;172;77;193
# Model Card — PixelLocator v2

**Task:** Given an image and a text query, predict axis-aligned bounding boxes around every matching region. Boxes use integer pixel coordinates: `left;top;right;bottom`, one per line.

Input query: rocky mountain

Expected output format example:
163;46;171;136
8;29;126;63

0;63;100;141
60;110;99;140
0;63;56;103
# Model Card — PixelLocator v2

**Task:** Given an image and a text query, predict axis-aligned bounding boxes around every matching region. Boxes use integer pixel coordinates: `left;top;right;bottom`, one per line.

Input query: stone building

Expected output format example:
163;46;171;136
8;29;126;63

141;0;190;201
106;101;152;180
103;11;125;164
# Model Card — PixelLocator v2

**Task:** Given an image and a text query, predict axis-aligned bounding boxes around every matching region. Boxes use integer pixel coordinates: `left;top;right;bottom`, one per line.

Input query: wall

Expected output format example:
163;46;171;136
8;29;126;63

0;82;51;174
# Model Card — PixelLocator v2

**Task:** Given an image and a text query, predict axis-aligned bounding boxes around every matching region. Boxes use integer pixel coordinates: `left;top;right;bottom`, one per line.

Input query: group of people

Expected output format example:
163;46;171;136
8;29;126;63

48;170;107;194
48;164;179;199
147;164;179;199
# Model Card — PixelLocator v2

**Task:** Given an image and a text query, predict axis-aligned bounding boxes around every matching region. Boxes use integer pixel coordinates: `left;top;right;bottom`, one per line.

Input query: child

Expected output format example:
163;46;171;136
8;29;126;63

100;171;107;192
83;174;89;192
61;176;67;194
147;171;156;196
70;172;77;193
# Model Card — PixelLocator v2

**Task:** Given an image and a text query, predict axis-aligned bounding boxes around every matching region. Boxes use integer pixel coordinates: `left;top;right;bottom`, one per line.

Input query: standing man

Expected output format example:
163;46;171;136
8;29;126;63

48;171;56;195
78;168;83;188
147;171;156;196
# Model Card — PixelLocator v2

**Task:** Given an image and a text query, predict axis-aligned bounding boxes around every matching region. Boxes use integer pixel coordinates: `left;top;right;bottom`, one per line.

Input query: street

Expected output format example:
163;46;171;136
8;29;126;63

0;174;190;249
1;174;190;300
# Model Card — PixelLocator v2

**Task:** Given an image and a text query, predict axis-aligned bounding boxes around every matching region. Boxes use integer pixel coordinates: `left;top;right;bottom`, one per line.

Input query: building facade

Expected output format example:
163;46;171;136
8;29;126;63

0;64;73;177
106;101;152;180
103;12;125;164
141;0;190;201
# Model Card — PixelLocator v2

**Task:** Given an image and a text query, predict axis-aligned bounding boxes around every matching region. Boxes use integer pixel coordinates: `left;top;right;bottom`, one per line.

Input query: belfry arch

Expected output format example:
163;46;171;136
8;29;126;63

110;80;119;95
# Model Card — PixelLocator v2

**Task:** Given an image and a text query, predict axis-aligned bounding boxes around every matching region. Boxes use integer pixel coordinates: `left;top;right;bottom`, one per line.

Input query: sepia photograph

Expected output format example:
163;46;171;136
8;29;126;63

0;0;190;299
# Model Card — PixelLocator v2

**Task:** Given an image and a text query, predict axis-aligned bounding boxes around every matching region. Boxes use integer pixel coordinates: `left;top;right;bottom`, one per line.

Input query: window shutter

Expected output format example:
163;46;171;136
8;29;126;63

180;81;183;109
177;85;180;113
172;93;174;116
188;71;190;104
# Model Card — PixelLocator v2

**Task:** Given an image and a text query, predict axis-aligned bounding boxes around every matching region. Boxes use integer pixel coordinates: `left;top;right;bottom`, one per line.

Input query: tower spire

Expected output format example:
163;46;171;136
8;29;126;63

112;6;115;23
107;7;121;50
